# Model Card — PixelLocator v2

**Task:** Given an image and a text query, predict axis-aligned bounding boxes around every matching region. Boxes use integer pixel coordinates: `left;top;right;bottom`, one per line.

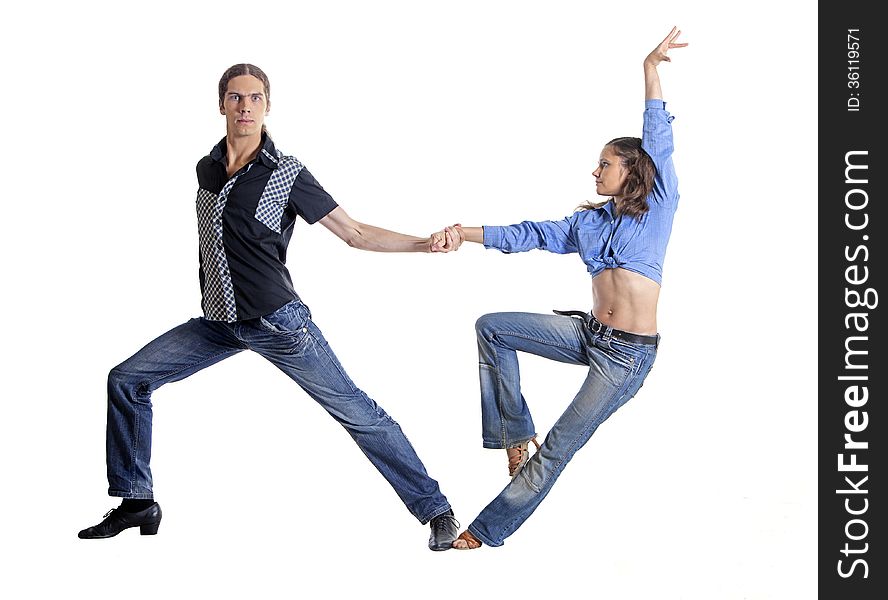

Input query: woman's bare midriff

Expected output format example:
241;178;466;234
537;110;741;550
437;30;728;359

590;268;660;335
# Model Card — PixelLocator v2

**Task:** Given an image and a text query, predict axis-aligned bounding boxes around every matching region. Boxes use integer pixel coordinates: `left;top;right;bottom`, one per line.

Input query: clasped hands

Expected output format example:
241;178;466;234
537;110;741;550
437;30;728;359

429;223;465;253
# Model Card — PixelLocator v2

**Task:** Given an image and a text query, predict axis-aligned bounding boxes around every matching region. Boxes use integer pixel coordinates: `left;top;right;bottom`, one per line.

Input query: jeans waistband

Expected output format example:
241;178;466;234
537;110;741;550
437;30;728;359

553;309;660;347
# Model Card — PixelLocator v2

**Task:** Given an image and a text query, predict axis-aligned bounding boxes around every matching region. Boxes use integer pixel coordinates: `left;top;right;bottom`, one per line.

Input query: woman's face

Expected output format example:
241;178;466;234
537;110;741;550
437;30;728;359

592;146;628;198
220;75;269;138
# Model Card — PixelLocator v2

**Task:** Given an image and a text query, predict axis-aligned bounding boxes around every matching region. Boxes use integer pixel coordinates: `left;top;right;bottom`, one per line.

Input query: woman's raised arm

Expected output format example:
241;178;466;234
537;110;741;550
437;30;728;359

644;26;687;101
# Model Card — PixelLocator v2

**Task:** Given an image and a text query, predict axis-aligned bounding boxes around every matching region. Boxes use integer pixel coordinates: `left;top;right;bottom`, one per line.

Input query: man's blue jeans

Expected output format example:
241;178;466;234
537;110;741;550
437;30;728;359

106;298;451;524
468;312;658;546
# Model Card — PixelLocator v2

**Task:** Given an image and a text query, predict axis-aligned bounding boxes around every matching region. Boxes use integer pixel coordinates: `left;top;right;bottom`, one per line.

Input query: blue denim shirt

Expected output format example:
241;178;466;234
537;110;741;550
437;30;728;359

483;99;679;285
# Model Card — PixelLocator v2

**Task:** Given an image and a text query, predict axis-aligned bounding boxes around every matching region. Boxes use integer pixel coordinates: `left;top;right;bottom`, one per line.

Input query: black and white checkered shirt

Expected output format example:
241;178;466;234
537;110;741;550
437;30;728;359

195;134;338;321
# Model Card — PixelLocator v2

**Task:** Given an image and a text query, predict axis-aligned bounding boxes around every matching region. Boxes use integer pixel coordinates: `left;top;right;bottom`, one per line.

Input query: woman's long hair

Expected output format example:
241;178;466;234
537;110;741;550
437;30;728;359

580;137;656;219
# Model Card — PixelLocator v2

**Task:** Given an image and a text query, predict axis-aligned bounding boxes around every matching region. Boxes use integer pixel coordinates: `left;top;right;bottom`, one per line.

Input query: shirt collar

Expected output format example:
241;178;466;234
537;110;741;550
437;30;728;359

209;133;280;169
600;199;616;221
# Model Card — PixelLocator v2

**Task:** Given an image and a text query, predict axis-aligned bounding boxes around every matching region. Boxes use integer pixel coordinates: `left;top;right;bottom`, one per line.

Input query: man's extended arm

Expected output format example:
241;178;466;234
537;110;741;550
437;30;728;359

319;206;460;253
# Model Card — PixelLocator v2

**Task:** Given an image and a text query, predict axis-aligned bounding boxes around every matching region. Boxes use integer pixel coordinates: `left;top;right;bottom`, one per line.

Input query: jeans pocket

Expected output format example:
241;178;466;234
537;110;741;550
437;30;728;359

601;338;639;370
259;301;309;336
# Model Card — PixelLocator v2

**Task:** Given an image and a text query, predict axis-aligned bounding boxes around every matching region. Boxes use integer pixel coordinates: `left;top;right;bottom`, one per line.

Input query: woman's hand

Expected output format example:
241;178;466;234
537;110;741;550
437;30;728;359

644;26;687;69
644;26;687;100
430;224;463;253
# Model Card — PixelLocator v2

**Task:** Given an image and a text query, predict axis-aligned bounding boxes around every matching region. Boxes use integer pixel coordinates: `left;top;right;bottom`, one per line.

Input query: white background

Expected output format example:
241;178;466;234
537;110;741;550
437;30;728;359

1;1;817;598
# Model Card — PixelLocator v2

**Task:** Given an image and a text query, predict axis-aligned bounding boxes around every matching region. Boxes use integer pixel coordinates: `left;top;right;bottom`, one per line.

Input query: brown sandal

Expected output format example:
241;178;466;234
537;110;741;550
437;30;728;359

506;436;541;478
452;530;482;550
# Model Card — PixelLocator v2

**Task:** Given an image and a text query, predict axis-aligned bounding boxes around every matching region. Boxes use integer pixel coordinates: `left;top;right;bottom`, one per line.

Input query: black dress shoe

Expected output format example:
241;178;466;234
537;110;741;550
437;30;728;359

78;503;162;539
428;509;459;551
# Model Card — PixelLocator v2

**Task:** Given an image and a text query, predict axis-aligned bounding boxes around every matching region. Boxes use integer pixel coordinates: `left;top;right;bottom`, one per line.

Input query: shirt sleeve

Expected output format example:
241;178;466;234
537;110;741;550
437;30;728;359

642;99;679;209
483;216;577;254
195;155;225;194
289;167;339;224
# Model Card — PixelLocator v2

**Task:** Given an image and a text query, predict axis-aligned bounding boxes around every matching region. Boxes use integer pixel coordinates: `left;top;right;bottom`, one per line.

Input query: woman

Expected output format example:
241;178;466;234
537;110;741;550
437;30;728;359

451;28;688;549
78;63;463;551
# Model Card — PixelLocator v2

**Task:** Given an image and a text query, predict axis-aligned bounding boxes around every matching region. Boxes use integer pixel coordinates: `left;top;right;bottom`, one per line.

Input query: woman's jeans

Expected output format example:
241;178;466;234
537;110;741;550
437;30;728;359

105;298;451;524
468;312;658;546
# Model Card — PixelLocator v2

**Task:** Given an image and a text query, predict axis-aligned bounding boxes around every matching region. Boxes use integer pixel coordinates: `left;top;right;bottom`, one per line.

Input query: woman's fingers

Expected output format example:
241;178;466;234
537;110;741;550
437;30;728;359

429;225;464;252
444;226;462;251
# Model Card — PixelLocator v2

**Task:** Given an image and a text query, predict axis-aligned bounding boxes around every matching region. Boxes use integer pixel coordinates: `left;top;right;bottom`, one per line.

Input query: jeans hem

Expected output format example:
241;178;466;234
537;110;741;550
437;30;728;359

418;503;452;525
482;433;537;450
108;491;154;500
467;524;502;547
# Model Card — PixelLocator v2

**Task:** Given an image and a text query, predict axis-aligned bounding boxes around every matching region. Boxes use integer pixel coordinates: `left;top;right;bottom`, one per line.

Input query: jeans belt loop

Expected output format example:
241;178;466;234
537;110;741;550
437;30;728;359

596;316;657;346
553;308;658;347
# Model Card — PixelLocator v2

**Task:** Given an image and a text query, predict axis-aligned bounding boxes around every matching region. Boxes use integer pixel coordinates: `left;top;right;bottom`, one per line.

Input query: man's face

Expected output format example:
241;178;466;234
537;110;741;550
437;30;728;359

220;75;269;137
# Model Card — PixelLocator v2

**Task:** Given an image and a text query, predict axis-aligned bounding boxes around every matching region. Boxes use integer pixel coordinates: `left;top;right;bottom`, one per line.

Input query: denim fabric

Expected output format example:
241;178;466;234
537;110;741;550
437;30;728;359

468;312;657;546
106;298;450;524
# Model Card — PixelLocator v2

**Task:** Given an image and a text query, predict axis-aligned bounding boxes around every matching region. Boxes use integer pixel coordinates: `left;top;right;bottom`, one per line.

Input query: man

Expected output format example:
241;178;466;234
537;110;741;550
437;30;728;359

78;64;462;551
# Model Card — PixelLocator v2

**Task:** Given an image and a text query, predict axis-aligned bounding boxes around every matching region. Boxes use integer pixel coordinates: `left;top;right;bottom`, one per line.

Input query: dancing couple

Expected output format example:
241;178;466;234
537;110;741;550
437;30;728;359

79;28;687;552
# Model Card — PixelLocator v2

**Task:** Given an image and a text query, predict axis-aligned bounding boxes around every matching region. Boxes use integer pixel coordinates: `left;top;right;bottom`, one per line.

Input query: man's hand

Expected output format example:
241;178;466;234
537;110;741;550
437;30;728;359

430;224;464;253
